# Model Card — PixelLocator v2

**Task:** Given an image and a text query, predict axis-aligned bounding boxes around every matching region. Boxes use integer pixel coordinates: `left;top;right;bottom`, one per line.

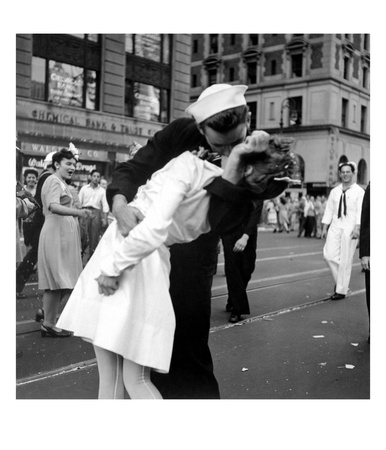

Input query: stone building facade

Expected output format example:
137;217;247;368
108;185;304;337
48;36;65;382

16;34;191;186
189;34;370;195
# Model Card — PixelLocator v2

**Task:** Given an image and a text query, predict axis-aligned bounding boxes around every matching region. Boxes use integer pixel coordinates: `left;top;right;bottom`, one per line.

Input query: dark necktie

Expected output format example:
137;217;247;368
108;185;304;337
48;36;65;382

338;189;347;218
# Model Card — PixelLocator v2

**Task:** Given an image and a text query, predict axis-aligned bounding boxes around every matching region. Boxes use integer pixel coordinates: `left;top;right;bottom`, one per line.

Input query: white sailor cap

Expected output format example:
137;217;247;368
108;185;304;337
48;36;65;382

338;161;357;173
44;151;57;163
185;84;248;124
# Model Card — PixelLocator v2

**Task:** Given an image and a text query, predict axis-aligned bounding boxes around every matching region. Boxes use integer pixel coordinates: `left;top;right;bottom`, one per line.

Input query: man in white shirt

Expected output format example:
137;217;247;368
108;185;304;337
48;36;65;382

79;170;109;260
321;162;365;300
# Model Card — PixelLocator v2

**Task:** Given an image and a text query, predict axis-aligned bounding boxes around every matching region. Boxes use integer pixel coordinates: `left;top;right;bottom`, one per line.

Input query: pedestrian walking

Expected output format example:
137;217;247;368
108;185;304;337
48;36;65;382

304;195;316;237
79;169;109;261
314;195;325;238
277;196;290;233
297;193;306;237
359;182;370;340
37;149;91;337
288;197;298;231
57;129;298;399
222;201;263;323
266;198;279;232
321;162;365;300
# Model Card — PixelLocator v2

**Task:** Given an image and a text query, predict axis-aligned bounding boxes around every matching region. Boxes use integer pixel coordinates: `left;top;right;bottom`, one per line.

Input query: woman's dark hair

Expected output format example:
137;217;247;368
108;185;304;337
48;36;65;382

52;149;76;168
23;168;39;179
200;105;249;132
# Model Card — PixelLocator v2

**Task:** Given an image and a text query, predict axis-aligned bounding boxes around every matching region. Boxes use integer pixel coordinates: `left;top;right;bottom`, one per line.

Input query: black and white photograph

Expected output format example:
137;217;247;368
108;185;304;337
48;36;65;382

7;2;385;448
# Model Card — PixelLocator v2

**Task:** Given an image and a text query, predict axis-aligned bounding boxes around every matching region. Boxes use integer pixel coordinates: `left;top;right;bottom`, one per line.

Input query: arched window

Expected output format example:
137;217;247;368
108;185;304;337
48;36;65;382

294;154;305;182
357;159;368;185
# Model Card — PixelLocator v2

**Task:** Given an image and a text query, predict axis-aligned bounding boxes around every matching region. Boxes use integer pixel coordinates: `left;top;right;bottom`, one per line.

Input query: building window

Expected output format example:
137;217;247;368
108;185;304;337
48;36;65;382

353;104;356;123
193;39;198;53
360;105;367;133
362;66;369;89
343;56;350;80
209;34;218;54
289;96;302;126
249;34;259;46
31;34;101;110
291;53;303;77
247;62;257;84
294;154;305;182
269;102;275;120
125;34;171;64
31;56;46;101
192;74;198;88
229;67;235;82
271;59;277;75
125;34;172;123
357;159;368;185
208;67;217;85
68;34;99;42
31;56;98;110
363;34;370;51
124;81;169;123
247;102;257;129
341;98;348;127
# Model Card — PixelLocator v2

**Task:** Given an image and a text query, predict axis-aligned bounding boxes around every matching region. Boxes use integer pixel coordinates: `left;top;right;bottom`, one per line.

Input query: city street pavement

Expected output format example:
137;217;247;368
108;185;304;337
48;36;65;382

16;230;371;400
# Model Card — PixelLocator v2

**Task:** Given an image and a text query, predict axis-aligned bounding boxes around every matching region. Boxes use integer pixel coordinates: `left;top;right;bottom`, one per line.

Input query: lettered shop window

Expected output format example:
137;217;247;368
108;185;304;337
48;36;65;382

125;34;171;64
125;81;169;123
31;57;98;110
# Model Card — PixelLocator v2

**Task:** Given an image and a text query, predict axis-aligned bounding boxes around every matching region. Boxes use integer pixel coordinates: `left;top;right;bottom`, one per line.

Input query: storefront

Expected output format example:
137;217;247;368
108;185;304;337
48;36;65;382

16;98;164;187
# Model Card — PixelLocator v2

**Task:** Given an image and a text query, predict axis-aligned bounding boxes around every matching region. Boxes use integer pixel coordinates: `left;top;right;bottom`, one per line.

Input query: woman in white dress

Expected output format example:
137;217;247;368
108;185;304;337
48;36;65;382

57;131;297;399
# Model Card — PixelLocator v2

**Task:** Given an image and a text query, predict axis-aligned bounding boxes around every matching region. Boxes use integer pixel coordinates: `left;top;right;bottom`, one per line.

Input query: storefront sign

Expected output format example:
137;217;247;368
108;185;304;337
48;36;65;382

21;142;108;162
17;100;161;139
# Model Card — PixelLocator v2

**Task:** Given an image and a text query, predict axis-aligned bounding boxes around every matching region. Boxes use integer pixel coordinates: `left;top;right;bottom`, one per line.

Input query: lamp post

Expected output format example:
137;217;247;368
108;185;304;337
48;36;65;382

280;97;297;130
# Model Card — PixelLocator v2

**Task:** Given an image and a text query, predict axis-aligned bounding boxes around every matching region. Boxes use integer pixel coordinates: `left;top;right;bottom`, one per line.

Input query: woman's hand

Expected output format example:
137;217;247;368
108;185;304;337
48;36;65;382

78;209;92;219
96;274;120;296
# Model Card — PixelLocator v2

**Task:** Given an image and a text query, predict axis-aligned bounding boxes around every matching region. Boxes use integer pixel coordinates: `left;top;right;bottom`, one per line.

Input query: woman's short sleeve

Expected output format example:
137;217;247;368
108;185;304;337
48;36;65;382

42;176;63;209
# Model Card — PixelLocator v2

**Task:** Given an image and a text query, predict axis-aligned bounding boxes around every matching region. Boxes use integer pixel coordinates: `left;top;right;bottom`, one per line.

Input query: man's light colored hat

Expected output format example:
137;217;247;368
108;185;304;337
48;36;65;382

185;84;248;124
44;151;57;163
339;161;357;173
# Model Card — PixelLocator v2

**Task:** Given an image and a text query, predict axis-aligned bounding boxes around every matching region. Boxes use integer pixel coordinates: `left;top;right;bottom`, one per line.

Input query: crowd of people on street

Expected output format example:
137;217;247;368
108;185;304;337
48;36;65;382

261;193;327;238
16;83;369;400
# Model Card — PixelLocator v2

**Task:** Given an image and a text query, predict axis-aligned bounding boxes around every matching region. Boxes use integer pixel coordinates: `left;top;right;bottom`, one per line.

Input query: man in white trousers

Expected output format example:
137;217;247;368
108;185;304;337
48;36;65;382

321;162;365;300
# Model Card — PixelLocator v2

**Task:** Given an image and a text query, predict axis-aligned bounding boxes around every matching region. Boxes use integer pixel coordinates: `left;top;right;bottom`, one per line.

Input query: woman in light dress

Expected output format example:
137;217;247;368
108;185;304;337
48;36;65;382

38;149;91;338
